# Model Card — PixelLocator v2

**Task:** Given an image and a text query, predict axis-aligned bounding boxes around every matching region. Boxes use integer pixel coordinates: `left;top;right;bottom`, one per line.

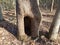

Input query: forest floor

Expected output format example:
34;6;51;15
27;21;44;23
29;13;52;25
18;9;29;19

0;9;60;45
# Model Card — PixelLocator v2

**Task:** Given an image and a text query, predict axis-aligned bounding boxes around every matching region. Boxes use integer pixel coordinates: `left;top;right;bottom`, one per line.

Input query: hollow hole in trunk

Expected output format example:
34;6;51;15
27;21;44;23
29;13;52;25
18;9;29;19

24;16;32;36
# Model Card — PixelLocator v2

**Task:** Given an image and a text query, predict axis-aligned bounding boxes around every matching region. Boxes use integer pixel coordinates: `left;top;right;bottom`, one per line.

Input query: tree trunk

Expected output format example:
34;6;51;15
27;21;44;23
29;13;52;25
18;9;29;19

16;0;41;41
51;0;54;12
0;4;3;20
49;0;60;41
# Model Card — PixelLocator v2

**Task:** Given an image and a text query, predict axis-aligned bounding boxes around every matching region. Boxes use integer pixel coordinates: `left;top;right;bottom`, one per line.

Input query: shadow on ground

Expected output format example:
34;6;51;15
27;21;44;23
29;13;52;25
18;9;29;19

0;20;18;37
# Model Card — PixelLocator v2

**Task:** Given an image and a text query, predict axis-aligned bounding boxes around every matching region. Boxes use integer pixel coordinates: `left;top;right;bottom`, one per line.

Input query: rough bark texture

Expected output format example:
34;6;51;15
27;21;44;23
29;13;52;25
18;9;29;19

49;0;60;41
16;0;41;41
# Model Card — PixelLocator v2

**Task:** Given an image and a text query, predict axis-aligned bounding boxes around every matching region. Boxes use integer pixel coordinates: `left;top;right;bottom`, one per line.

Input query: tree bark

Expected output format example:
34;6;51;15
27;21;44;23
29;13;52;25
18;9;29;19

16;0;41;41
49;0;60;41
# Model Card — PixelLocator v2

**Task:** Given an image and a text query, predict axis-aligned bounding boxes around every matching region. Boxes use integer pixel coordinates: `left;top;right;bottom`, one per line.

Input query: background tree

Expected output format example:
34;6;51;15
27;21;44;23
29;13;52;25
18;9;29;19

0;2;3;20
51;0;54;12
49;0;60;41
